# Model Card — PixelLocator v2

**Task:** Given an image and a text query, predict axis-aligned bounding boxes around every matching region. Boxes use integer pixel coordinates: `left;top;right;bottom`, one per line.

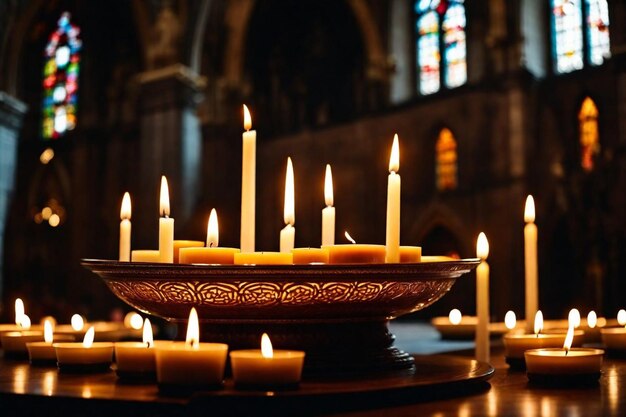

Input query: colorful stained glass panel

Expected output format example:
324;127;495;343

443;4;467;89
552;0;584;73
417;11;441;95
586;0;610;66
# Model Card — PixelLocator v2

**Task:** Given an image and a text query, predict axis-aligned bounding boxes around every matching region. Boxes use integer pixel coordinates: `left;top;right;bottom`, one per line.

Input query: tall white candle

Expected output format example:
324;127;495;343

322;164;335;246
159;176;174;263
475;232;490;363
119;192;132;262
524;195;538;333
280;157;295;253
385;134;401;263
241;105;256;253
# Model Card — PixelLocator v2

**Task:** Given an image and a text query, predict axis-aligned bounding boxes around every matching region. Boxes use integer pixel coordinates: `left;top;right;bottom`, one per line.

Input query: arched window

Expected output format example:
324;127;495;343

551;0;610;74
578;97;599;172
436;127;458;190
42;12;81;140
415;0;466;95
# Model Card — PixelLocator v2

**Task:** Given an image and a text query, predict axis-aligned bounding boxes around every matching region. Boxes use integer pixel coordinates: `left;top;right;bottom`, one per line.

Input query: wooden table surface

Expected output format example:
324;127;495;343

0;345;624;417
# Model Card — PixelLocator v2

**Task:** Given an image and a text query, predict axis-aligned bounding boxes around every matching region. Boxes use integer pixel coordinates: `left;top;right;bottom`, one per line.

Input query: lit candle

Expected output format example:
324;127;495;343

158;176;174;263
601;309;626;352
54;326;115;373
115;318;157;379
525;325;604;385
280;157;295;253
27;319;74;364
568;308;581;328
322;164;335;246
524;195;538;333
119;192;131;262
0;299;30;337
449;308;462;325
230;333;305;389
505;311;517;331
241;104;256;253
179;209;240;264
1;315;43;358
385;134;400;263
475;232;490;363
326;232;386;264
15;298;24;326
154;307;228;390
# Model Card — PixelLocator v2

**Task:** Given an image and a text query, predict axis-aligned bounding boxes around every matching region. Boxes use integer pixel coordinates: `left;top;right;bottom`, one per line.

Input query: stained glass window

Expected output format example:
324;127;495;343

552;0;610;74
578;97;599;172
415;0;466;95
42;12;81;140
436;128;458;191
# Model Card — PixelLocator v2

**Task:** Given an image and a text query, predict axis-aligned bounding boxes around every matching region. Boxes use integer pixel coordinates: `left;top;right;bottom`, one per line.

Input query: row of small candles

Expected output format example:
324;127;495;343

0;300;303;389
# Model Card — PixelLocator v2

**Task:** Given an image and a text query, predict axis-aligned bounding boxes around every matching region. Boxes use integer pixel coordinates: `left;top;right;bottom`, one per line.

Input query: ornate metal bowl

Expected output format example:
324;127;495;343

82;258;479;376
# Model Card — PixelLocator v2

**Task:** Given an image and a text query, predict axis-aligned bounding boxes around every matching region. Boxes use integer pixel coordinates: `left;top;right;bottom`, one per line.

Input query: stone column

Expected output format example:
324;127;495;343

135;65;206;247
0;92;27;300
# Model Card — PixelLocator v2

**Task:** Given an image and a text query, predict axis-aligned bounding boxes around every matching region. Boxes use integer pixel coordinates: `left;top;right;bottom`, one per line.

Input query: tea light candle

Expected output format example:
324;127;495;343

230;333;305;389
154;308;228;390
179;209;240;264
131;250;161;263
503;311;565;368
2;329;44;358
601;309;626;352
385;134;400;263
292;248;329;264
327;232;386;264
321;164;335;246
241;104;256;253
115;318;156;379
173;240;204;263
280;157;295;253
0;299;32;343
399;246;422;263
26;319;75;364
234;252;293;265
158;176;174;263
54;326;114;373
119;192;131;262
525;326;604;385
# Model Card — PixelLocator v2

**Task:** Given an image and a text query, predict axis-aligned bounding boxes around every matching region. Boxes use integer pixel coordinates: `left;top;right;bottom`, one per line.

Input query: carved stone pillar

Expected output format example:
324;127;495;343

136;65;206;247
0;92;27;300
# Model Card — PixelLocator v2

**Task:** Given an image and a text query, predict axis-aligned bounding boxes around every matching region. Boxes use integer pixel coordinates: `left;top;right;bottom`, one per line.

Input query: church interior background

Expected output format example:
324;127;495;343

0;0;624;325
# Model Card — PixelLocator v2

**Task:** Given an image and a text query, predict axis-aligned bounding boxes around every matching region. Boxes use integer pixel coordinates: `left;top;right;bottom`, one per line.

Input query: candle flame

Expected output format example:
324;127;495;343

243;104;252;131
597;317;607;328
83;326;95;348
159;176;170;217
389;134;399;173
207;208;219;247
185;307;200;349
344;231;356;244
143;318;153;348
129;312;143;330
563;325;574;353
71;314;85;331
504;311;516;330
44;319;53;343
19;314;31;330
324;164;334;207
448;309;462;325
568;308;581;329
284;157;295;226
587;311;597;329
534;310;543;336
14;298;24;325
476;232;489;259
524;195;535;223
120;192;131;220
261;333;273;359
618;309;626;327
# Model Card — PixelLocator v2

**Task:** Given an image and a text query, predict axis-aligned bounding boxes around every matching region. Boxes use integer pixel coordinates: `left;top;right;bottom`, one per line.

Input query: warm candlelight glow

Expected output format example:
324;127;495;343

261;333;273;359
83;326;95;348
44;320;53;343
324;164;333;207
284;157;295;226
143;318;153;348
534;310;544;335
71;314;84;331
120;192;131;220
563;325;574;353
15;298;24;325
449;309;462;325
185;307;200;349
129;312;143;330
159;176;170;217
524;195;535;223
505;311;517;330
243;104;252;131
568;308;581;328
476;232;489;259
345;231;356;244
587;311;597;329
618;309;626;326
207;209;219;247
19;314;31;329
389;133;399;173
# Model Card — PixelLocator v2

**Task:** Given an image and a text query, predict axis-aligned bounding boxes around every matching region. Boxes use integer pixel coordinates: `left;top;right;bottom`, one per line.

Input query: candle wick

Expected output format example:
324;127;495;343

209;242;214;248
